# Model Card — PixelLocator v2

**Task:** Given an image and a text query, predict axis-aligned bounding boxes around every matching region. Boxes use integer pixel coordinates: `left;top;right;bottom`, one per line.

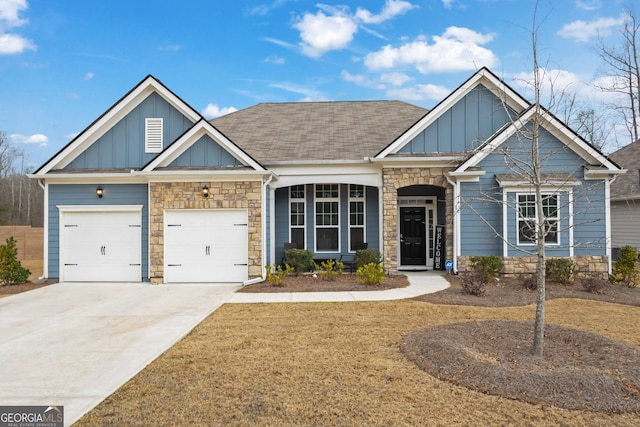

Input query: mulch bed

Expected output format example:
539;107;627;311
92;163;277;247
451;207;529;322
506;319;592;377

237;273;409;293
401;320;640;413
0;281;54;296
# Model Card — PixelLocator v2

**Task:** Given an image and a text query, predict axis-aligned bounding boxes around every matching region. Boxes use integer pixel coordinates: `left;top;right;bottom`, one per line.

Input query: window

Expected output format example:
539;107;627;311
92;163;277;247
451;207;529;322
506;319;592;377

145;118;163;153
349;184;365;251
517;193;559;245
315;184;339;252
290;185;305;249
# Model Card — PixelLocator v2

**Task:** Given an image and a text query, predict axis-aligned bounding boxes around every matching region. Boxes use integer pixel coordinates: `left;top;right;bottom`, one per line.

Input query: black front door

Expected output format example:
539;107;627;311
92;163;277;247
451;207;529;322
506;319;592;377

400;207;426;266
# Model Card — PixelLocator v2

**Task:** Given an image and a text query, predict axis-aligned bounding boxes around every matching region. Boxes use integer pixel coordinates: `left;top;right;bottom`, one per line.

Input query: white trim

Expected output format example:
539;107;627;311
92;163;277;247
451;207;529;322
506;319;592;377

376;68;530;158
269;184;276;268
42;182;49;279
35;76;200;175
514;192;560;247
605;179;613;273
348;184;366;252
569;189;574;257
289;185;306;250
502;190;508;257
142;120;265;172
314;184;340;253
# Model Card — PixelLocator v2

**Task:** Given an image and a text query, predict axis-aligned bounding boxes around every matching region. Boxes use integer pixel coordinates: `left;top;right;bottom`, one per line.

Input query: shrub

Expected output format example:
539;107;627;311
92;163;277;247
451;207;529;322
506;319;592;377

317;259;344;281
355;249;382;270
266;263;293;287
610;245;639;287
581;273;608;294
460;268;486;296
521;274;537;290
468;256;502;282
285;248;314;275
545;258;578;284
0;237;31;286
356;262;385;286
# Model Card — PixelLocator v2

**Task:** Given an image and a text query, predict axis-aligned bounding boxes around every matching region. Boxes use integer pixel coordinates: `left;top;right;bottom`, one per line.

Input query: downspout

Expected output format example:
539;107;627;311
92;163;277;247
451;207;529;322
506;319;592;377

605;174;619;274
37;179;48;282
445;173;459;274
243;173;274;286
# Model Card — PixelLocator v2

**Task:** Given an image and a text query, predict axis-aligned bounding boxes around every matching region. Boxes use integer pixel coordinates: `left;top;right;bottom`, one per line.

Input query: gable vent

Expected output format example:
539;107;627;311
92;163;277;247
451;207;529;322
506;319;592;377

145;118;163;153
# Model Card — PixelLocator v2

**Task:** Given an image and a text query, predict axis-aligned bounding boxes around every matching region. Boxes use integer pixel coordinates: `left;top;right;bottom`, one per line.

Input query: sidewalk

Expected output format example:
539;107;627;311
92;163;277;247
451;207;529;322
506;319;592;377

228;271;450;303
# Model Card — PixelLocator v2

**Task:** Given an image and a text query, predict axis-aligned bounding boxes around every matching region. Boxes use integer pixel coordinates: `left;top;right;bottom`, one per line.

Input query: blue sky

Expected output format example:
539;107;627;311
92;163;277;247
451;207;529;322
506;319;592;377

0;0;632;168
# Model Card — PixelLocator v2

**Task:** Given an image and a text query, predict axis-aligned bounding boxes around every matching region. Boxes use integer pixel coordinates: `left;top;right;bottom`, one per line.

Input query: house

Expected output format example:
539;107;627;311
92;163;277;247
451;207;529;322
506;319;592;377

30;67;623;284
608;139;640;258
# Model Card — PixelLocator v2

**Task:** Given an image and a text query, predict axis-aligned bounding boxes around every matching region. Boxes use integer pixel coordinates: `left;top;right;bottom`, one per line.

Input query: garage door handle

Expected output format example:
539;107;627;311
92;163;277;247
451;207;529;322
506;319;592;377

168;264;182;267
205;245;210;255
100;246;106;255
129;264;141;266
234;263;248;266
64;263;78;266
234;223;248;227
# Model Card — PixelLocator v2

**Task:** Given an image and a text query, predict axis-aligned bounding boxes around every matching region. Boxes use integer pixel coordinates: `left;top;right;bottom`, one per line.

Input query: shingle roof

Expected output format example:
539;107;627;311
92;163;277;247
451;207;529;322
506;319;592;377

210;101;428;163
609;139;640;200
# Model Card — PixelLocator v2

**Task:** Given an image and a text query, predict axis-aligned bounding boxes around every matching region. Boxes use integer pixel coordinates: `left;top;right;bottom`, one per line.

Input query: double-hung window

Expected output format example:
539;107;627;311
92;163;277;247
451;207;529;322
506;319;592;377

290;185;305;249
517;193;559;245
315;184;339;252
349;184;365;251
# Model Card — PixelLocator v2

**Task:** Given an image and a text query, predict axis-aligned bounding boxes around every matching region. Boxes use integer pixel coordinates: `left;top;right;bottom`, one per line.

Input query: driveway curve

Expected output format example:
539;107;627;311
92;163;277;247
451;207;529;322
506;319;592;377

0;282;238;426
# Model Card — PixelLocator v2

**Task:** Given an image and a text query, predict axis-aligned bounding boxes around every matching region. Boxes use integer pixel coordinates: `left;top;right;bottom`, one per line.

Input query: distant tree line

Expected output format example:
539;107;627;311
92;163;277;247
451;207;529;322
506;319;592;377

0;131;43;226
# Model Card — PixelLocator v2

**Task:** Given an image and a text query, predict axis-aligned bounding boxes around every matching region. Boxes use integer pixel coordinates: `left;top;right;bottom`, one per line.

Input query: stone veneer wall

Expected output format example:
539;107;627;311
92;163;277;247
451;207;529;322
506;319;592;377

149;181;262;283
457;255;609;279
382;167;453;272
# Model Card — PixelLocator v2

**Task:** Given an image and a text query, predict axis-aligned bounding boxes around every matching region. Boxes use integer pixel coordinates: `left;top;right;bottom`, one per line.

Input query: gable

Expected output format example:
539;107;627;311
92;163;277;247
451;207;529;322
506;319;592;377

65;92;194;170
168;134;242;168
398;84;515;154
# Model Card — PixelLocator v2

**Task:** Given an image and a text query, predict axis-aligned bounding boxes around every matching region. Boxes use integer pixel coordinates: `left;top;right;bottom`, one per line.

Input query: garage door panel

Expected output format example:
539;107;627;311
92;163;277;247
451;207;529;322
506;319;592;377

61;210;142;282
164;210;248;283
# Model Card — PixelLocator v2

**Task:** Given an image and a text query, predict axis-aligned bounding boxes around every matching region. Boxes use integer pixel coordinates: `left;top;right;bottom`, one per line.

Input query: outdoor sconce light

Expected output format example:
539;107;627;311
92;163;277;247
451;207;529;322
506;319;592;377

202;185;209;198
96;186;104;198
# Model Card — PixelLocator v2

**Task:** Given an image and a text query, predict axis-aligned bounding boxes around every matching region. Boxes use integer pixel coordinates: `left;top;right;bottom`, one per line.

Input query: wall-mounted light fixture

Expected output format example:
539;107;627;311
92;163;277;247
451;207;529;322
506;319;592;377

96;186;104;198
202;185;209;198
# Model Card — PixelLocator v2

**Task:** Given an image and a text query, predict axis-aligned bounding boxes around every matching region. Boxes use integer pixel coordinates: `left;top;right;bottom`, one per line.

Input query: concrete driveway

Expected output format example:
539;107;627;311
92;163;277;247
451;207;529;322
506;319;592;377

0;282;238;426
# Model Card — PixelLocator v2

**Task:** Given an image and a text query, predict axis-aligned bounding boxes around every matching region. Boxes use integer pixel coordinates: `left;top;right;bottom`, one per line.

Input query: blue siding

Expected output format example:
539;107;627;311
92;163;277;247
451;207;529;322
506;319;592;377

169;134;242;167
274;184;380;264
48;184;149;280
459;123;607;256
399;84;512;154
65;92;194;170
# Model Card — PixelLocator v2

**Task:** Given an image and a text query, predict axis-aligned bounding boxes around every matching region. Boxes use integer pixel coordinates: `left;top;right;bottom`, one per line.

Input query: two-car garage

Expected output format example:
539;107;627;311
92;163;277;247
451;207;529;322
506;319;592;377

58;207;248;283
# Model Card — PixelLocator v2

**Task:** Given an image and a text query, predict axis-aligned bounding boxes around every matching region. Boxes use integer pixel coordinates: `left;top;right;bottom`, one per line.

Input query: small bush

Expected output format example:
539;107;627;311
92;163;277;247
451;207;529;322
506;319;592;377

581;273;608;294
468;256;502;282
266;263;293;287
460;268;486;296
356;262;385;286
610;246;639;287
0;237;31;286
521;274;537;290
545;258;578;284
285;248;314;275
317;259;344;281
355;249;382;270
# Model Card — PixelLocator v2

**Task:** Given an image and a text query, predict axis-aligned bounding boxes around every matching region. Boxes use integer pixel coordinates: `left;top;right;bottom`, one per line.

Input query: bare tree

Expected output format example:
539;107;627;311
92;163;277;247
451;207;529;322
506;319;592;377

594;8;640;143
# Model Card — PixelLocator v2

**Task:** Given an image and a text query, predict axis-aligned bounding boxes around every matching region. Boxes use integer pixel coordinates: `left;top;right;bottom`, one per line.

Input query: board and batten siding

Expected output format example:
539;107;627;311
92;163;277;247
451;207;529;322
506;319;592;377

459;125;607;257
48;184;149;280
611;199;640;250
65;92;194;170
168;134;242;167
398;84;513;154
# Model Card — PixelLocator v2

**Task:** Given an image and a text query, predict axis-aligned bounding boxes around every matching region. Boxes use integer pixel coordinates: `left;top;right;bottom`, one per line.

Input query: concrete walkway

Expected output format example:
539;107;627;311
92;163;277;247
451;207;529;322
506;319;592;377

0;272;449;426
229;271;450;303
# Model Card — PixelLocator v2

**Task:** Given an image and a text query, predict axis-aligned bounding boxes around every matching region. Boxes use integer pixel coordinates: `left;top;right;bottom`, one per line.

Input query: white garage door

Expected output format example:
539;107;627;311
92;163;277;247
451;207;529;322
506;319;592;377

61;209;142;282
164;209;248;283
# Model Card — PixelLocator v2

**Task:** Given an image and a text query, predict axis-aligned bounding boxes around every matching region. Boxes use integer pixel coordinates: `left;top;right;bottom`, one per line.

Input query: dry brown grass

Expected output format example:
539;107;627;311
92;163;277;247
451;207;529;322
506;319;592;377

76;297;640;426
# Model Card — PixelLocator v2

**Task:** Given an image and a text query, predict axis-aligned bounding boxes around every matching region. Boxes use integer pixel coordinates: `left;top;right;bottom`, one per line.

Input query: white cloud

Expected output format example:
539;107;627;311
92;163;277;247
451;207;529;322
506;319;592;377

294;9;358;58
65;132;80;140
10;133;48;147
262;37;297;50
380;72;413;86
442;0;455;9
341;70;385;89
355;0;417;25
159;44;181;51
364;27;497;74
202;103;237;119
387;83;451;101
0;0;35;54
576;0;600;11
84;72;94;80
269;81;329;101
558;14;626;42
264;54;285;64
